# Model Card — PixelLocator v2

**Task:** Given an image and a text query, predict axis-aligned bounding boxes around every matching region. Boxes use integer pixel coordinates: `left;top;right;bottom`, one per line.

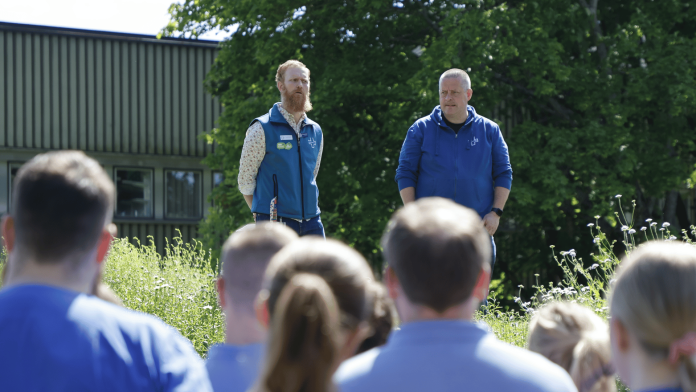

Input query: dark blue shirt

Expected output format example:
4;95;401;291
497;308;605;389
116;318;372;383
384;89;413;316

0;284;212;392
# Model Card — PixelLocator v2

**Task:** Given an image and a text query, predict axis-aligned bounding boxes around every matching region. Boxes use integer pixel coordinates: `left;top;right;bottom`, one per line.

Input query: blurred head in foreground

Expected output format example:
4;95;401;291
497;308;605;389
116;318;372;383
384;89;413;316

528;302;615;392
254;237;374;392
381;197;491;321
2;151;115;293
610;241;696;392
217;222;298;344
355;282;396;355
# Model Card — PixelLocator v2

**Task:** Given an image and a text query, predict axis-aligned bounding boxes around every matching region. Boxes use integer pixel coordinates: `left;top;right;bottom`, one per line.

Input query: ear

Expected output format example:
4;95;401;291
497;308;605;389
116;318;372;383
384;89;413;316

611;317;631;352
384;266;400;300
255;290;271;328
277;79;285;93
466;88;473;101
216;276;227;308
471;266;491;301
2;215;15;252
95;226;116;265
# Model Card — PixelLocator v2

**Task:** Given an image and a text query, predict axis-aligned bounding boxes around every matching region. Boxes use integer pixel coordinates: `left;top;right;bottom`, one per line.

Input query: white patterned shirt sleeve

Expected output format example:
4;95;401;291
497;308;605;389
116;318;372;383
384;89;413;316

314;137;323;180
237;122;266;196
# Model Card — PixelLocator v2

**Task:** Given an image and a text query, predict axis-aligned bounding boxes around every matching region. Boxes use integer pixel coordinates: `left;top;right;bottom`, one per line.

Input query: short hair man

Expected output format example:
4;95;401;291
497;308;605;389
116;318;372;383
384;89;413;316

238;60;325;237
395;69;513;279
335;198;576;392
206;222;298;392
0;151;211;391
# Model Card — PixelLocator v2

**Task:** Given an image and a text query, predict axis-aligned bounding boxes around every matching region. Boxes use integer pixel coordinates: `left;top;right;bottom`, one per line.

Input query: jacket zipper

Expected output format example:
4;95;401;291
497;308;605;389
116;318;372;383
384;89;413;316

296;130;306;220
454;132;458;200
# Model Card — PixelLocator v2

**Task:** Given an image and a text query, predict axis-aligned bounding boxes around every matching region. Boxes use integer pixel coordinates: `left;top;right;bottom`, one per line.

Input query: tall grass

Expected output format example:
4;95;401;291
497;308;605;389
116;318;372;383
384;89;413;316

102;235;225;357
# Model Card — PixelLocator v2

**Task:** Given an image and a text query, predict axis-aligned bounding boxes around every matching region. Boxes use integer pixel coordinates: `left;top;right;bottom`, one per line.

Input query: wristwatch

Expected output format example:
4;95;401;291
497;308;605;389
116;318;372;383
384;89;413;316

491;208;504;217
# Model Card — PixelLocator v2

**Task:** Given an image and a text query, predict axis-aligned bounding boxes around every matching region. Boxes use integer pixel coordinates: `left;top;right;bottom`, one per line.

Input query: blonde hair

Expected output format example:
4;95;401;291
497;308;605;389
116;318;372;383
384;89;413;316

275;60;310;84
610;241;696;392
255;238;374;392
528;302;615;392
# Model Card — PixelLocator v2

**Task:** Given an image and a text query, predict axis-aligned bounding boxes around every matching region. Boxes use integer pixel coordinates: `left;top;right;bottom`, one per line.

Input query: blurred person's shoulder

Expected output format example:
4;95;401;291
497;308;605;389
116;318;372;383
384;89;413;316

335;321;577;392
477;332;578;392
0;284;211;392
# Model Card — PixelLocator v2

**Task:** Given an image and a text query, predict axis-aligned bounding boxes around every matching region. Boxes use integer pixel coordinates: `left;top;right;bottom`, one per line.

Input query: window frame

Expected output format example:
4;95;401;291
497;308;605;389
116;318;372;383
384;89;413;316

113;166;155;220
7;161;26;212
164;168;204;221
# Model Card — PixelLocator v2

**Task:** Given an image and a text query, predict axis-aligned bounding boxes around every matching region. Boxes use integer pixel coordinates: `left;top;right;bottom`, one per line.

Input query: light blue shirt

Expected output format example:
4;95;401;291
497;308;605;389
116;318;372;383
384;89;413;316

206;343;264;392
335;320;578;392
0;285;212;392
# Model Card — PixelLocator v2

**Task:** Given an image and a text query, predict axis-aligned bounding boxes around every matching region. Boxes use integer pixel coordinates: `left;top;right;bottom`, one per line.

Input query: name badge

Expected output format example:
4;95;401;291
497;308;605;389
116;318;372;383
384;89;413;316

300;132;308;138
280;135;293;141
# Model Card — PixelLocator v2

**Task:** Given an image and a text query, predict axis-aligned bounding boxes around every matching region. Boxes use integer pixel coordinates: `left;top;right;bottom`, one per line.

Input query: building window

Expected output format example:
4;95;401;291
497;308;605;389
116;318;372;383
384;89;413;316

213;171;224;188
115;168;153;218
165;170;202;219
8;162;24;210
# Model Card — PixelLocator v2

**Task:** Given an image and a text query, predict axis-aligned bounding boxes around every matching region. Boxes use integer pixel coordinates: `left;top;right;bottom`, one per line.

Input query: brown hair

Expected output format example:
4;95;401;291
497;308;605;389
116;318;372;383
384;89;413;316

381;197;490;313
220;222;298;312
355;282;396;355
275;60;310;84
256;238;374;392
528;302;615;392
610;241;696;392
12;151;114;264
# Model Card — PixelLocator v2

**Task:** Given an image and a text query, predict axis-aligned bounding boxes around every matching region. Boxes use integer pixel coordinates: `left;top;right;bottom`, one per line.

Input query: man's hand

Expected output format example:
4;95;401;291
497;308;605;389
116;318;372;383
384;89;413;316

482;212;500;236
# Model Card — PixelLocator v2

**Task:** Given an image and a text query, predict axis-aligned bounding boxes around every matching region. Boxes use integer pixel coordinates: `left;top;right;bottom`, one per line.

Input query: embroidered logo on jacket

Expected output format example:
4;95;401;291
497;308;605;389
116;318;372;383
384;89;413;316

470;136;479;147
277;142;293;150
308;137;317;148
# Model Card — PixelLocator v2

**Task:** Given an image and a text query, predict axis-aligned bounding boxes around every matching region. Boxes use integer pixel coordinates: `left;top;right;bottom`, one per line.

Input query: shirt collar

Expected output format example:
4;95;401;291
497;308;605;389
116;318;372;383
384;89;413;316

387;320;490;346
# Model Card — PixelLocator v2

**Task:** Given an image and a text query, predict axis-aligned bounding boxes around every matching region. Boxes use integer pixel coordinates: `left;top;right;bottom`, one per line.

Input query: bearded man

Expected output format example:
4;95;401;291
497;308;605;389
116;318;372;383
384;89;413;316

238;60;325;237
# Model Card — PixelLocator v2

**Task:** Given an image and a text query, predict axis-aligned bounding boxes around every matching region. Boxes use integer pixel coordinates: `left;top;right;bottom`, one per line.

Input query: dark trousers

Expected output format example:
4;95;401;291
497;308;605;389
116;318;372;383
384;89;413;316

255;213;326;238
482;235;497;308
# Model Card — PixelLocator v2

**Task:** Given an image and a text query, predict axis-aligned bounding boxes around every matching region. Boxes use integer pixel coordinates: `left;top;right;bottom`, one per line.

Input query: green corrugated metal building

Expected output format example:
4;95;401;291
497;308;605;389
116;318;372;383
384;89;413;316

0;22;222;253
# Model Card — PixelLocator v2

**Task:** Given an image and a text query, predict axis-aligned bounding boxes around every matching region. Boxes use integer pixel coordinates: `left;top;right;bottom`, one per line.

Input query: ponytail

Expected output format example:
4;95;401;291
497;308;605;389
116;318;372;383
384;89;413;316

570;334;615;392
259;273;341;392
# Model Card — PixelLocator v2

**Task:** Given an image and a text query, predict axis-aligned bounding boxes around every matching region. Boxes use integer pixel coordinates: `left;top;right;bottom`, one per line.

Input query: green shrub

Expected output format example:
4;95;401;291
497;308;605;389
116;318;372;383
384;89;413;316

102;235;225;357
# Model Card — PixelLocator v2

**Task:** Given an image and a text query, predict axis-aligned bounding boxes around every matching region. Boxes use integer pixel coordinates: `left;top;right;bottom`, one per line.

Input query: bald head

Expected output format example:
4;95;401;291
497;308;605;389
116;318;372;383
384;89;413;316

220;223;298;313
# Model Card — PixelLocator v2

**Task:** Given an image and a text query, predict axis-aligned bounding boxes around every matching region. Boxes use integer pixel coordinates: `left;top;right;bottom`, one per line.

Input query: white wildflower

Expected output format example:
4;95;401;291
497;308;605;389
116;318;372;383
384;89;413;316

615;194;622;198
628;229;636;235
646;218;653;222
650;222;657;227
621;225;629;231
641;227;647;231
663;222;671;228
594;215;600;219
587;223;595;227
589;264;599;270
669;236;677;241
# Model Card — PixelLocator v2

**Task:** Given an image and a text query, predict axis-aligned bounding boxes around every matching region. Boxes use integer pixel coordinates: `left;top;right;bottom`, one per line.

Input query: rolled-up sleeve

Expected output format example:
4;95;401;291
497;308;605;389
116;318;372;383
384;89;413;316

491;125;513;190
238;122;266;196
395;126;423;191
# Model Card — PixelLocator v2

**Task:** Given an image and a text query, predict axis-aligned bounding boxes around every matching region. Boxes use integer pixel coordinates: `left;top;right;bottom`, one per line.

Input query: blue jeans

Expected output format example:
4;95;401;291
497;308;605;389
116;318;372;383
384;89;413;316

255;213;326;238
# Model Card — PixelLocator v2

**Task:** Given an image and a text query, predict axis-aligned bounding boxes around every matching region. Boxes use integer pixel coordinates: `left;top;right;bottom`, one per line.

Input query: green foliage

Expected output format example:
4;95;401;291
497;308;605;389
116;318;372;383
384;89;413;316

102;236;224;357
165;0;696;300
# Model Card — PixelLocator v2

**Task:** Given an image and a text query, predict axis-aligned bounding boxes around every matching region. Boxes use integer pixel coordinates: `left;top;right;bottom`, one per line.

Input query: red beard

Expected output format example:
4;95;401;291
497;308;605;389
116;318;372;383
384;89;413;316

281;86;313;113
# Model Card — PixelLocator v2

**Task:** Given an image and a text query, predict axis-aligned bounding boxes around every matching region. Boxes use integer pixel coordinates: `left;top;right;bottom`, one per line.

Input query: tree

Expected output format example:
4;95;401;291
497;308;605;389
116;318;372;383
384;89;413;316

165;0;696;300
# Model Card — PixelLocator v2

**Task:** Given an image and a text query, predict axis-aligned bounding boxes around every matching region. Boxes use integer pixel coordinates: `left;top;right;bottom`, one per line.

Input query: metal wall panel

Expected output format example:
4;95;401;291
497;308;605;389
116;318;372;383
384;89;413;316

116;222;200;256
0;30;220;156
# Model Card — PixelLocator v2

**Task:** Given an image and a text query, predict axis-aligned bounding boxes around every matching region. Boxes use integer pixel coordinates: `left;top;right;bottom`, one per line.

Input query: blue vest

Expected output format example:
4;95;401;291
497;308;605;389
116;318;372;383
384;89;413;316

251;103;322;220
